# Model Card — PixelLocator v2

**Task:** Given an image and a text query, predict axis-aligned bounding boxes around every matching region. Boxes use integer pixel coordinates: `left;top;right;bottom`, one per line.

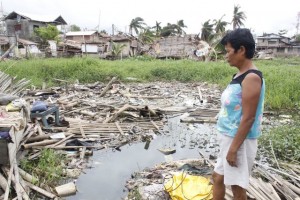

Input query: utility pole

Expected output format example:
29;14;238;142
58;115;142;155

296;12;300;35
97;9;101;32
112;24;114;35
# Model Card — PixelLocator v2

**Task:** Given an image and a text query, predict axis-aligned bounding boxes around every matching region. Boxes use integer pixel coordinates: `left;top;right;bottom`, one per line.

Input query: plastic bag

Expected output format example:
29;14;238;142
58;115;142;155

164;172;213;200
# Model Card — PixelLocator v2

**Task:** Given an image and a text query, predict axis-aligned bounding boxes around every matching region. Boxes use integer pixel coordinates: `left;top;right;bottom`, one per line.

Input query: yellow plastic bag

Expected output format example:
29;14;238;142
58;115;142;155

164;172;213;200
6;102;20;112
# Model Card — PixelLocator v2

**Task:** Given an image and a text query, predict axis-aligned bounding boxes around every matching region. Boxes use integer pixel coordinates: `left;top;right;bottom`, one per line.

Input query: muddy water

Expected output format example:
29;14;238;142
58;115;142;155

67;116;219;200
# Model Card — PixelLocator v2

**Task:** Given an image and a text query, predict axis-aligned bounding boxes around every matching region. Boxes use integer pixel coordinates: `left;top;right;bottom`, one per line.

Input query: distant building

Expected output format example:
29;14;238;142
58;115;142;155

65;31;108;54
4;11;67;42
65;31;101;43
256;33;300;56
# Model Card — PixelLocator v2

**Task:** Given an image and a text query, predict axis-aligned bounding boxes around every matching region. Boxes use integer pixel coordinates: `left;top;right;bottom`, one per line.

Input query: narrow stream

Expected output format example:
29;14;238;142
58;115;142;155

67;116;219;200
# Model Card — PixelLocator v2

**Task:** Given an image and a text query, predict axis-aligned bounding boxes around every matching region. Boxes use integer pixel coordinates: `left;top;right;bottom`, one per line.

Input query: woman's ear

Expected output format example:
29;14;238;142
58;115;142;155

239;46;246;55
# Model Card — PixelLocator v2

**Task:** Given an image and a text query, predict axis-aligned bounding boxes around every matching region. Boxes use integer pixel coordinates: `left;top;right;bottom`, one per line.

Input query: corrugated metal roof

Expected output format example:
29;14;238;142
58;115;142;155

257;33;290;39
66;31;97;36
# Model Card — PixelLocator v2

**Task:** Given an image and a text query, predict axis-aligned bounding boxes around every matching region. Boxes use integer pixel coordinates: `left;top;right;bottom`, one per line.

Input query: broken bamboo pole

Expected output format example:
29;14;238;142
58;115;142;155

103;104;136;123
99;76;117;97
25;181;57;199
22;139;58;149
18;168;38;183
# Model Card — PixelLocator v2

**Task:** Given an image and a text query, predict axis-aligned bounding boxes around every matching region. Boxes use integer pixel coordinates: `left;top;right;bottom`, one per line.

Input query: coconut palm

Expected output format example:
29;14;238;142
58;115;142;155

232;5;246;30
129;17;146;35
214;15;228;34
138;27;155;44
200;20;214;42
160;23;177;37
176;19;187;36
153;21;162;37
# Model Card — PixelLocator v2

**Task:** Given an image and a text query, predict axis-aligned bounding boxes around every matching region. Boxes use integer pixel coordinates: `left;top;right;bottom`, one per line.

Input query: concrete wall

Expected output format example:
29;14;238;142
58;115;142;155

6;19;47;40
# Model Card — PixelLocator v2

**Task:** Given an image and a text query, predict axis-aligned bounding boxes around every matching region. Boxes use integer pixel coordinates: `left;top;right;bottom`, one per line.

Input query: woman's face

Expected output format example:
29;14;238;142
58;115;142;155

224;43;243;67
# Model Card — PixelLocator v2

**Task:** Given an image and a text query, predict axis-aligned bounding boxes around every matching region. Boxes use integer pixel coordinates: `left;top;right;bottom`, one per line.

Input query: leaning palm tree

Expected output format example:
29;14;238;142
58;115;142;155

129;17;146;36
138;27;155;44
232;5;246;30
214;15;228;34
176;19;187;36
200;20;214;42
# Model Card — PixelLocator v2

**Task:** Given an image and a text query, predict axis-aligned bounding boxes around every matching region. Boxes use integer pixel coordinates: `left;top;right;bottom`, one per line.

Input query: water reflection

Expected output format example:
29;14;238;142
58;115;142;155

67;117;218;200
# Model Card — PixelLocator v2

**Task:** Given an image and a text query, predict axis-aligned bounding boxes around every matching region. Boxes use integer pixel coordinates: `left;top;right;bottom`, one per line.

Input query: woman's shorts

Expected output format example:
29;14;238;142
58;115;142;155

214;134;257;189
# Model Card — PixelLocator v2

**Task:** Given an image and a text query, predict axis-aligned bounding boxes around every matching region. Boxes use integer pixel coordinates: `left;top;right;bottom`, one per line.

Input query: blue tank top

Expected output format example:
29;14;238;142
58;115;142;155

217;69;265;139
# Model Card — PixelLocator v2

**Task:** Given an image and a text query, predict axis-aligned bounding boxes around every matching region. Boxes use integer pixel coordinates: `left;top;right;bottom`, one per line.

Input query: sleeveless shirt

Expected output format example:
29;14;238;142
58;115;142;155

217;69;265;139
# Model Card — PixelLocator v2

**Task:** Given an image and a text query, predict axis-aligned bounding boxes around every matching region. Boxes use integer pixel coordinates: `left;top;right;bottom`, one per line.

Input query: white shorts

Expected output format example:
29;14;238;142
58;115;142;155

214;134;257;189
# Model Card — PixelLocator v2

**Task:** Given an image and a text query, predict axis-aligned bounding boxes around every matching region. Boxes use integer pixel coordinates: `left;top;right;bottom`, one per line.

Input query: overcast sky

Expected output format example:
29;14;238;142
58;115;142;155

2;0;300;36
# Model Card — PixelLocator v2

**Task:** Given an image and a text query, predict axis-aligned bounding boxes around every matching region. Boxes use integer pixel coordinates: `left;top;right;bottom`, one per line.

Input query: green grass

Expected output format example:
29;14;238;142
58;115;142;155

20;149;65;187
0;56;299;110
259;119;300;163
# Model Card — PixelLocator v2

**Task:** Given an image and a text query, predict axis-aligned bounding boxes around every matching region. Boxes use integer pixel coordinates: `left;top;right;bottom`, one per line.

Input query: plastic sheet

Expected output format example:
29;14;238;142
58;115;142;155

164;172;213;200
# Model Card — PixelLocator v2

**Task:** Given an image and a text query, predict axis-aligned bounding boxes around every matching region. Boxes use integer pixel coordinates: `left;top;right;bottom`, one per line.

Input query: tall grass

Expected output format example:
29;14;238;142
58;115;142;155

0;56;299;110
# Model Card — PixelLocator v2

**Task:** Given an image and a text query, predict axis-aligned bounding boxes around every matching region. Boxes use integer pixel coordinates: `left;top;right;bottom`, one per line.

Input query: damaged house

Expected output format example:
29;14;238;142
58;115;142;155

64;31;140;58
256;33;300;56
144;35;210;60
65;31;107;55
4;11;67;42
2;11;67;58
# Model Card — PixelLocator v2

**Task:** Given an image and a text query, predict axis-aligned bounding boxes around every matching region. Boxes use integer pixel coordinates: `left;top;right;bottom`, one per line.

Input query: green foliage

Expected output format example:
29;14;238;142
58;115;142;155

70;24;81;32
129;17;146;35
295;34;300;42
20;149;65;186
111;42;126;58
232;4;246;29
0;57;299;110
34;24;59;43
259;120;300;163
138;28;155;44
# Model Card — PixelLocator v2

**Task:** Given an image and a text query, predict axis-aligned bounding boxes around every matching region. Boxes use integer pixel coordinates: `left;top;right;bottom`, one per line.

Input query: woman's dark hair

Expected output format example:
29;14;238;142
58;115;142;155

221;28;255;59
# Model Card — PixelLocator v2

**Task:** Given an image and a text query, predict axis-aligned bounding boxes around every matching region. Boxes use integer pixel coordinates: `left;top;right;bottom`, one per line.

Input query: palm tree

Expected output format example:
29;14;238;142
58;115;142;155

200;20;214;42
129;17;146;35
214;15;228;34
153;21;162;37
160;23;177;37
232;5;246;30
138;27;155;44
176;19;187;36
111;42;126;59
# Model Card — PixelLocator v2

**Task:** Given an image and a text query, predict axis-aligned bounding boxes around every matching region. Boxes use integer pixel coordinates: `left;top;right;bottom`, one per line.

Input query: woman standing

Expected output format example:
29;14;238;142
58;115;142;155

212;28;265;200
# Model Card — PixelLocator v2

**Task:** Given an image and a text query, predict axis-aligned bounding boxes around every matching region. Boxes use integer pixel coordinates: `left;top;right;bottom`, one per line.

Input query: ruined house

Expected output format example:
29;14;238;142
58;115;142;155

4;11;67;43
144;35;210;60
108;34;139;58
256;33;300;56
65;31;109;55
0;35;9;55
64;31;139;58
17;38;41;57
